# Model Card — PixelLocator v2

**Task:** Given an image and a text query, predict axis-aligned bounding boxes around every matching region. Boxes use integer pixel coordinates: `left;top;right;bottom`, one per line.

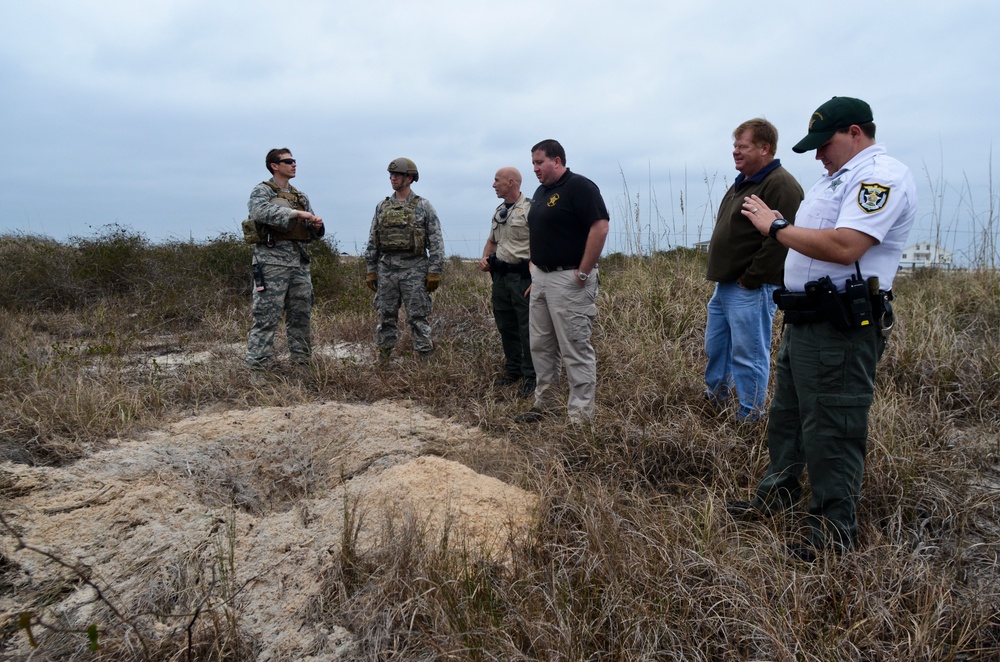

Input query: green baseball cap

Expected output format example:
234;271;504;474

792;96;874;153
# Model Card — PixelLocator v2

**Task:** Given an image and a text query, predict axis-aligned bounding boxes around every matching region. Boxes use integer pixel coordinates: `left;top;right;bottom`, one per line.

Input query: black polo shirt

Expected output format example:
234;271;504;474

528;169;609;268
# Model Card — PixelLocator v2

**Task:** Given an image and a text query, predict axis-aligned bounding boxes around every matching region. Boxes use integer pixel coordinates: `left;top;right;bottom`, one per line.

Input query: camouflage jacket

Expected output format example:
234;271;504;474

364;192;444;273
248;178;325;267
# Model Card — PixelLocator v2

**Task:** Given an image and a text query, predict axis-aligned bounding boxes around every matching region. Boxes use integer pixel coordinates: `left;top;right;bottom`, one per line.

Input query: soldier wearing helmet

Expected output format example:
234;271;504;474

387;157;419;182
364;157;445;362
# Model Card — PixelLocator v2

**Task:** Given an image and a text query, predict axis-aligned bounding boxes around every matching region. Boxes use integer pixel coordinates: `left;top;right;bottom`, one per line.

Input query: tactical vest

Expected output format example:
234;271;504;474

242;181;314;244
377;196;426;255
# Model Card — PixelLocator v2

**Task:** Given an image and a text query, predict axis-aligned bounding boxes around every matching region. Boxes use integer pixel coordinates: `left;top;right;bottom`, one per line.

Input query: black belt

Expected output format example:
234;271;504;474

492;259;530;276
534;264;578;273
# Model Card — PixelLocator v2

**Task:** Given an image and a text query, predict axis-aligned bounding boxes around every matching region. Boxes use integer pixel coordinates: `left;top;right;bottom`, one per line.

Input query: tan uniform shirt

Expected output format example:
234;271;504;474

489;194;532;264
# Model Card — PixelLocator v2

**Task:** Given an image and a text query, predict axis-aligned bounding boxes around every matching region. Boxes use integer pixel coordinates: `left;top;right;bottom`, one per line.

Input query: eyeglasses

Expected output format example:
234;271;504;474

277;158;296;165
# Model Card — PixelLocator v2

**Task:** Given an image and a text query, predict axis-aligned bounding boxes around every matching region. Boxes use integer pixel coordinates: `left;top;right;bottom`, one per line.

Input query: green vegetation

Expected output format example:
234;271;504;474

1;226;998;659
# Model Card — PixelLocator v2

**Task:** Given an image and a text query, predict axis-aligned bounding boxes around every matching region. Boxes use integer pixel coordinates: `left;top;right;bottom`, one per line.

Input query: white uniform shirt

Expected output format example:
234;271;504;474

784;143;917;292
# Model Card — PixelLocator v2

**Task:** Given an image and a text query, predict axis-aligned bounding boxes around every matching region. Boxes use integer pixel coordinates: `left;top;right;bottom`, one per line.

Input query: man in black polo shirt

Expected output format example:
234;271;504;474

515;139;609;424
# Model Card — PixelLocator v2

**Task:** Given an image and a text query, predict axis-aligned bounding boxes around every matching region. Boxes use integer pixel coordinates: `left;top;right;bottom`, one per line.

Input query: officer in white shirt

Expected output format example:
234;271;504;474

728;97;917;561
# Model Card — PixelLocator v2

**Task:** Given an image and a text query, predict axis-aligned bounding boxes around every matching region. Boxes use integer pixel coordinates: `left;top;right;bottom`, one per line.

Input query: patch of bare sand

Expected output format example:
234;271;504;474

1;400;535;660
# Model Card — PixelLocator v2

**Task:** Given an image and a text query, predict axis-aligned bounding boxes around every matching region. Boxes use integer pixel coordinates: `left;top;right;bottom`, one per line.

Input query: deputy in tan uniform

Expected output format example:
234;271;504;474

478;167;534;397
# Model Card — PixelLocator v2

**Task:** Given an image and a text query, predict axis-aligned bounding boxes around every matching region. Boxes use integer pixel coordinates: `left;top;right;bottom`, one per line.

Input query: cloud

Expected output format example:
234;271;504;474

1;0;997;262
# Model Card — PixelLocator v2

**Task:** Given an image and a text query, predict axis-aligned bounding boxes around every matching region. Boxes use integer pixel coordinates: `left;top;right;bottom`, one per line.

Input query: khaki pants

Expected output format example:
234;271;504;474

528;268;598;421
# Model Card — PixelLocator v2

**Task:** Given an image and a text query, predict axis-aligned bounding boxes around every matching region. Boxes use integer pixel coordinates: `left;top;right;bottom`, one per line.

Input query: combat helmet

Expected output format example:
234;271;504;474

387;157;419;182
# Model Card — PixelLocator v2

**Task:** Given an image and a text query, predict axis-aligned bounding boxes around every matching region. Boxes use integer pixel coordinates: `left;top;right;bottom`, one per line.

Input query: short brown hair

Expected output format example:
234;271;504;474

265;148;292;174
733;119;778;157
531;139;566;165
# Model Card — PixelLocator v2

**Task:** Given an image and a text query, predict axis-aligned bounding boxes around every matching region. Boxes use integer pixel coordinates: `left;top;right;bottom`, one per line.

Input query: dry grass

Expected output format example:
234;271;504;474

1;228;999;660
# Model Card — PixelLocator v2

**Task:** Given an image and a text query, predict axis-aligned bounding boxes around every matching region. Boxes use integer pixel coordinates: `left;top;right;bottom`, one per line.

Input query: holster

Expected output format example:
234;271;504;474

773;289;823;325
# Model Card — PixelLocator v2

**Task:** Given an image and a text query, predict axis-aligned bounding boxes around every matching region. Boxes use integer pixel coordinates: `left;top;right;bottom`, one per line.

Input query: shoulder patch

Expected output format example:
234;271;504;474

857;182;890;213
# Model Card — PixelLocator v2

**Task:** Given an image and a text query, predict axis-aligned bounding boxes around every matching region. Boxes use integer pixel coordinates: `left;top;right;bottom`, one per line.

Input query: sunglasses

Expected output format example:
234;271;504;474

277;158;296;165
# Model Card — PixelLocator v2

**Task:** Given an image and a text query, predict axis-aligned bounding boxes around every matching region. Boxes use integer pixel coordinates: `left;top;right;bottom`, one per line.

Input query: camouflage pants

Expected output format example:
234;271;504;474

374;266;433;352
247;263;314;368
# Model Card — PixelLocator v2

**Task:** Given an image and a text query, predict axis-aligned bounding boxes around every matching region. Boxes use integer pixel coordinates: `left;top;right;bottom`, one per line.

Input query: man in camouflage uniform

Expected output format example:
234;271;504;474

246;148;325;370
478;167;534;397
364;157;445;360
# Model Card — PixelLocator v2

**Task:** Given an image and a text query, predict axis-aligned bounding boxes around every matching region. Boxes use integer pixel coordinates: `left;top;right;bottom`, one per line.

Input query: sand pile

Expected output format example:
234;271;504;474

1;399;536;660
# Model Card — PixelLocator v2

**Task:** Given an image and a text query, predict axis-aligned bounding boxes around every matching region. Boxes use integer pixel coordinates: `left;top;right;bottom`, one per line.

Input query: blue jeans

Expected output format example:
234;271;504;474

704;281;779;420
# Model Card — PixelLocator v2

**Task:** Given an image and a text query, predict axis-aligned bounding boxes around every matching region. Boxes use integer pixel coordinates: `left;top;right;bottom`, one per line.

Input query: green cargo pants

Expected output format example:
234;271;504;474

491;271;534;380
754;320;885;550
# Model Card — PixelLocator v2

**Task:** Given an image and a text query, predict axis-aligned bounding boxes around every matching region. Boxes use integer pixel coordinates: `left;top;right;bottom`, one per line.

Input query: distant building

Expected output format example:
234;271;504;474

899;242;953;270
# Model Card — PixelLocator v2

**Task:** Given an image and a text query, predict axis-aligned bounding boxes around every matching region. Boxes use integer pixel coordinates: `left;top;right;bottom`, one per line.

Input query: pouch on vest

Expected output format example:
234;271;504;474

377;198;425;255
242;217;266;245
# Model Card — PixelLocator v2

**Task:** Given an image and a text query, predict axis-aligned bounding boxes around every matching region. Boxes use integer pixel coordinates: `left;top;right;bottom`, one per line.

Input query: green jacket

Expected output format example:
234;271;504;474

705;160;803;289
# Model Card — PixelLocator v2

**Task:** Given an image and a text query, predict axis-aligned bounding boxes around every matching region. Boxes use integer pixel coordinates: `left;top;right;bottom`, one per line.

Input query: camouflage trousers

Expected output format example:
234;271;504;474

374;266;433;353
247;263;314;368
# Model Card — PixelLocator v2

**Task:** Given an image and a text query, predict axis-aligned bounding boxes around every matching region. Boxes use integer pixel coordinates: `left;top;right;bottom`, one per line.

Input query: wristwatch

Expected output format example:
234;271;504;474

769;217;789;240
577;270;591;283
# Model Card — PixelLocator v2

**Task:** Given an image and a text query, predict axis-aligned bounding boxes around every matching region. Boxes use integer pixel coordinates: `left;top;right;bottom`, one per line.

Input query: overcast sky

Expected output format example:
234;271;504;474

2;1;997;263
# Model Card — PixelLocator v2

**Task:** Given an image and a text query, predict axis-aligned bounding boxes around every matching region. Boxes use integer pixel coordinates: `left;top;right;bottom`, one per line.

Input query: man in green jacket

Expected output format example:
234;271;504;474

704;118;803;421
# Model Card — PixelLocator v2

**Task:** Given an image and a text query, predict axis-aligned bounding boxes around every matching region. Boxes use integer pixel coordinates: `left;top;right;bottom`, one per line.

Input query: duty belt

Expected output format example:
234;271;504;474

493;259;531;276
774;283;894;337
